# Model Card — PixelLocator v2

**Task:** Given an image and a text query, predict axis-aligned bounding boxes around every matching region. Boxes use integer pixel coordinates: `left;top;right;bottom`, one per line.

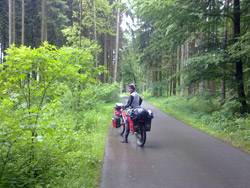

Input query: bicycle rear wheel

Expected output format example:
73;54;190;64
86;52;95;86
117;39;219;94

135;125;146;146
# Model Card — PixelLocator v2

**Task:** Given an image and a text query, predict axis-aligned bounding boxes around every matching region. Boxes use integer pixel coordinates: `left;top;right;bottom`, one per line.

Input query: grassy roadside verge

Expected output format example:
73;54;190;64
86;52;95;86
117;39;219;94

81;103;114;188
92;103;114;187
145;96;250;154
56;102;114;188
0;101;115;188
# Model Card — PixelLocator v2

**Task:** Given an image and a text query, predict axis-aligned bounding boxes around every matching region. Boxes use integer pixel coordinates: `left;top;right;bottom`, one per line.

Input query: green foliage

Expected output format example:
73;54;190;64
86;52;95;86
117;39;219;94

147;81;166;96
146;96;250;153
229;31;250;88
43;0;70;46
183;51;229;87
120;37;144;89
62;23;102;55
80;0;115;35
130;0;249;110
62;0;116;59
94;83;120;103
0;43;116;187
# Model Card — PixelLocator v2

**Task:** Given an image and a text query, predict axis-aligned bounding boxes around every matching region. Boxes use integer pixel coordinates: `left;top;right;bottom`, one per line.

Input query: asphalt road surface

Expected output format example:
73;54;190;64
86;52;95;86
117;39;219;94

100;98;250;188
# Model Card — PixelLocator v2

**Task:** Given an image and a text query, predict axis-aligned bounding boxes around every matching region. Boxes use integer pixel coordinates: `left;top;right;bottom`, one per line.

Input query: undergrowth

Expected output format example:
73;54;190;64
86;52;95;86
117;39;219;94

0;44;119;187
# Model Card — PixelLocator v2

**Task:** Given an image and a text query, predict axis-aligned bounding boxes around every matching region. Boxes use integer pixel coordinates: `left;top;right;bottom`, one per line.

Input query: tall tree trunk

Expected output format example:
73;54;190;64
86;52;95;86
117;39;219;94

8;0;12;47
173;51;177;96
41;0;45;44
40;0;48;82
190;40;196;95
0;39;2;65
178;47;181;90
181;44;185;96
168;56;172;96
199;82;204;94
21;0;25;45
166;60;169;97
170;65;172;96
233;0;247;113
2;35;7;63
108;35;113;83
199;33;205;94
212;80;216;94
152;61;158;97
12;0;15;44
207;80;211;92
159;63;162;96
113;0;121;82
79;0;82;48
93;0;98;67
44;16;47;42
186;41;190;96
104;33;107;83
220;0;229;104
192;86;196;95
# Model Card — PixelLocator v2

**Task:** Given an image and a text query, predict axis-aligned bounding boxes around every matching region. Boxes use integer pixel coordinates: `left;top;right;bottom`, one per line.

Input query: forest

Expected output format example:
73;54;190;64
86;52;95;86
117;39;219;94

0;0;250;187
120;0;250;153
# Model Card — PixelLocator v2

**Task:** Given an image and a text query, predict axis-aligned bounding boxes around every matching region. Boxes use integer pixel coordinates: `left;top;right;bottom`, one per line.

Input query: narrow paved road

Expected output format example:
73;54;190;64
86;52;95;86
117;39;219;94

100;99;250;188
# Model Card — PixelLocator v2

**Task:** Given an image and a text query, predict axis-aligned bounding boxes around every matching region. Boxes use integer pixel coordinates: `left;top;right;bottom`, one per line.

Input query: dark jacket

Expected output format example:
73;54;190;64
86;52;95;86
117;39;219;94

125;91;142;108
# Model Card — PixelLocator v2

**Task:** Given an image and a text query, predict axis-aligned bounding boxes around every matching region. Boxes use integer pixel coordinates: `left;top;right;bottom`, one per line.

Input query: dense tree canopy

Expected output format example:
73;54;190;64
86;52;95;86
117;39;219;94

119;0;249;113
0;0;125;82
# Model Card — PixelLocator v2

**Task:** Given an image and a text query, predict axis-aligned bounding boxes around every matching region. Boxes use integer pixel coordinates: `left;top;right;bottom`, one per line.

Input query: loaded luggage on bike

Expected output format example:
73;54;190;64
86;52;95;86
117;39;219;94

128;108;154;131
112;84;154;146
112;103;154;146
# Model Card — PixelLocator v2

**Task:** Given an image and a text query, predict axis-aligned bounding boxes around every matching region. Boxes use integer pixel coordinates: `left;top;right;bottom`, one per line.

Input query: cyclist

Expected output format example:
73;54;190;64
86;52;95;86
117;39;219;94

121;84;143;143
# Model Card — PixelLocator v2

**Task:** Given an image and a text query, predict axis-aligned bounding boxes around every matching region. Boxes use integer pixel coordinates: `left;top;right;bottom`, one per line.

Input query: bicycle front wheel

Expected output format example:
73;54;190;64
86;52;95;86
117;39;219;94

117;117;125;135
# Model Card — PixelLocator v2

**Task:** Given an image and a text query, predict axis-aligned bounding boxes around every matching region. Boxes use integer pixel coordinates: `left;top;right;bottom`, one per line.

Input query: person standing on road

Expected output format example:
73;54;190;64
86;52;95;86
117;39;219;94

121;84;143;143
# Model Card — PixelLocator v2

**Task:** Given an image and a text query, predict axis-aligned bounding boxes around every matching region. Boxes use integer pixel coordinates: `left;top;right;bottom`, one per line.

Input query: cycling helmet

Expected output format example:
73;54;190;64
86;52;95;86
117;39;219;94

129;84;136;90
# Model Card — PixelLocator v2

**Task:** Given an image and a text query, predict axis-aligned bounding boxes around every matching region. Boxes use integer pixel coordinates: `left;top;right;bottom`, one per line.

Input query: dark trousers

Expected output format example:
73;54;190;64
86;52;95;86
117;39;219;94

125;120;130;139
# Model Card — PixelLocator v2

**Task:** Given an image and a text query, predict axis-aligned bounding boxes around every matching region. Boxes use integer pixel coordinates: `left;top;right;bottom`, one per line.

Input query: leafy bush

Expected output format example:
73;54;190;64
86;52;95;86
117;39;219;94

94;83;120;103
0;44;116;187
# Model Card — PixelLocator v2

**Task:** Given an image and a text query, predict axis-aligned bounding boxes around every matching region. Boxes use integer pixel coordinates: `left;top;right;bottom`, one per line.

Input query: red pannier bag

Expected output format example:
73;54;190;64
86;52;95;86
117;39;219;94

112;115;120;128
112;104;122;128
127;116;134;133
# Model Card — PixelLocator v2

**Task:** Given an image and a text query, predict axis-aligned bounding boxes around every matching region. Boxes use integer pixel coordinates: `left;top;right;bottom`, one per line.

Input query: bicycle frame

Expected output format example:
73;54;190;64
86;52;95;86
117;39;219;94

121;109;136;133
